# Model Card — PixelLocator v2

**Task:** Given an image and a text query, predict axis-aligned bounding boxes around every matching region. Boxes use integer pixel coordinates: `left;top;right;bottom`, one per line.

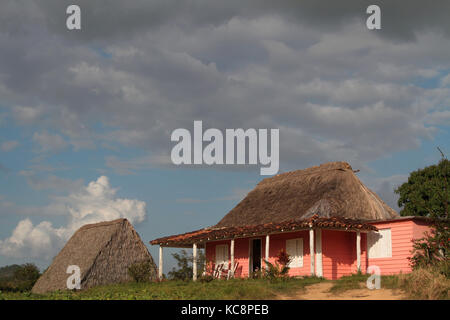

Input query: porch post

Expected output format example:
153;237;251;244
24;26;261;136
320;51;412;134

193;243;198;281
158;245;163;280
356;231;361;272
265;234;270;270
315;229;323;277
230;239;235;278
309;227;315;276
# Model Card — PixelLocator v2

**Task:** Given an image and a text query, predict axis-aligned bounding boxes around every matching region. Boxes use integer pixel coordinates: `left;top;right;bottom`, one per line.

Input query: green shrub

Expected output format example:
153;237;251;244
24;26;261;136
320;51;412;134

263;249;292;280
128;261;155;283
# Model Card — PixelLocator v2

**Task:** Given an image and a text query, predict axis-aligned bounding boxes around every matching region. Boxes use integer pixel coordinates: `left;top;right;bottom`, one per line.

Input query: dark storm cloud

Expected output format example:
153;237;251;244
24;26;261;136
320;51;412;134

8;0;450;42
0;0;449;173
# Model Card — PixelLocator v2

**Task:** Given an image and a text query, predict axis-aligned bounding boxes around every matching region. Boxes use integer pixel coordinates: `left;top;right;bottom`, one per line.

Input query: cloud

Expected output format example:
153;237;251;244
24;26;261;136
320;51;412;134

1;140;19;152
32;131;68;153
9;1;450;41
12;106;44;125
0;176;147;259
176;187;251;203
0;1;449;174
19;170;84;192
0;163;9;173
105;154;171;175
367;174;409;211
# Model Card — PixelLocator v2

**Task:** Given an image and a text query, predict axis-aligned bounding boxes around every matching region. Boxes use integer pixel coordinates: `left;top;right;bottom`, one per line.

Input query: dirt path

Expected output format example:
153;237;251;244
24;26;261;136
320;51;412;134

277;282;406;300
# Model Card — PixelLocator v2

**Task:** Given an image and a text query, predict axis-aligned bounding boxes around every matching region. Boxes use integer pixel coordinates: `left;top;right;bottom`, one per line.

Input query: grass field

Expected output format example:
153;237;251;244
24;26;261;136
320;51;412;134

1;269;448;300
0;277;325;300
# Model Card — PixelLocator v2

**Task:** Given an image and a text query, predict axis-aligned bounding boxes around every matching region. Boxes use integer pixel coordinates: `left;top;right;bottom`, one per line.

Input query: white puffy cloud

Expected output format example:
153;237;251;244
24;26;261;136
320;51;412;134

0;176;147;259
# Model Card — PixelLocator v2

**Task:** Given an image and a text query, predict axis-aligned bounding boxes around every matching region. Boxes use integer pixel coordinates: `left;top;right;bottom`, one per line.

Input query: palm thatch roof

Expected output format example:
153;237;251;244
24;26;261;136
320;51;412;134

150;161;399;247
32;218;156;294
216;161;398;228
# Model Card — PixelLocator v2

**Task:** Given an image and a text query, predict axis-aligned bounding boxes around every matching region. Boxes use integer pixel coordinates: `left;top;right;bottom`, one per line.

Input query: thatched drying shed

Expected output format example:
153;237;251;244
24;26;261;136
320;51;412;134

32;218;156;294
215;161;398;227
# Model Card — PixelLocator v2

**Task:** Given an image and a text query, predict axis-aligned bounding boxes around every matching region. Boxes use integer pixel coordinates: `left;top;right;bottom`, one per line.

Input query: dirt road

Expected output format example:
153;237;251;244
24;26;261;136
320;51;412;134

277;282;406;300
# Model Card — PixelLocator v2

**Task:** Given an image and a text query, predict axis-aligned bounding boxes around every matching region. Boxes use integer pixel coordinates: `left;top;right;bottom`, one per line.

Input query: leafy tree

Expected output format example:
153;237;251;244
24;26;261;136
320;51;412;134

168;249;205;281
13;263;40;283
0;263;41;292
395;153;449;270
395;157;449;219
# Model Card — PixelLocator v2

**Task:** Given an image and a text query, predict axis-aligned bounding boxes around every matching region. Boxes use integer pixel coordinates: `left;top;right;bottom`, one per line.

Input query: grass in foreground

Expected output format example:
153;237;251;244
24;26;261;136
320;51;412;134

328;273;401;293
0;277;325;300
328;267;449;300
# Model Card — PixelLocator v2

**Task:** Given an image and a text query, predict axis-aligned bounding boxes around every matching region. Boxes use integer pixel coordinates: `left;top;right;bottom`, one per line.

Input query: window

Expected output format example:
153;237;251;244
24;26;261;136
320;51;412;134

286;238;303;268
215;244;229;269
368;228;392;258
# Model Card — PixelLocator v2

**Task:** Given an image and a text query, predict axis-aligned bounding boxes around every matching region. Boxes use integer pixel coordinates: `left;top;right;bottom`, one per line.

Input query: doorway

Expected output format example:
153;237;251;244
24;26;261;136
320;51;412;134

249;238;262;275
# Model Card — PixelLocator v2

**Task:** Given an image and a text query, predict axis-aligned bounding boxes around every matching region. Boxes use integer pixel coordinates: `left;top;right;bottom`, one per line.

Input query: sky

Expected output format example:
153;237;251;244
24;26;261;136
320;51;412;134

0;1;449;272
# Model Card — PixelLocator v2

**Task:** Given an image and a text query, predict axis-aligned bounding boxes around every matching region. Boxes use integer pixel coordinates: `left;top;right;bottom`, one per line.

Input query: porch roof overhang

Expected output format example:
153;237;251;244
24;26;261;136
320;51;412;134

150;215;378;248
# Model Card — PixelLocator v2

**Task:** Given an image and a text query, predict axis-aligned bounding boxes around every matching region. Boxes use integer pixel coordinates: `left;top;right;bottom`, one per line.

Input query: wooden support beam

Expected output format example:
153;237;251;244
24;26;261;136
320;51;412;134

158;245;163;280
309;228;315;276
315;229;323;277
265;234;270;270
193;243;198;281
356;231;361;273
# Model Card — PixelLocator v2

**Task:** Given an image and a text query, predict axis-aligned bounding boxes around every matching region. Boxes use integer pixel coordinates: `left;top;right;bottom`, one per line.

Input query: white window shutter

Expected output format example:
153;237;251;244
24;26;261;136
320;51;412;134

286;238;303;268
216;244;229;269
381;229;392;258
368;229;392;258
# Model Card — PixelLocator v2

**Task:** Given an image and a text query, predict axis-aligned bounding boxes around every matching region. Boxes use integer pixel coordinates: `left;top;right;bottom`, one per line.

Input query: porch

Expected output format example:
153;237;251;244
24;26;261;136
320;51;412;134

150;215;376;280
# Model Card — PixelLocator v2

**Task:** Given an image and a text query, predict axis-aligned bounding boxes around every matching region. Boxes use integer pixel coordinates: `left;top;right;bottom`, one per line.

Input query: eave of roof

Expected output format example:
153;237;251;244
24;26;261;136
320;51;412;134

150;215;378;247
367;215;435;224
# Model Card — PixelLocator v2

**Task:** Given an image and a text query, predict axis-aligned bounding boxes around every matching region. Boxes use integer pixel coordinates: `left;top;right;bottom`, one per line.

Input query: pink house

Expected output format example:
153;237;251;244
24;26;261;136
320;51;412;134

151;162;433;280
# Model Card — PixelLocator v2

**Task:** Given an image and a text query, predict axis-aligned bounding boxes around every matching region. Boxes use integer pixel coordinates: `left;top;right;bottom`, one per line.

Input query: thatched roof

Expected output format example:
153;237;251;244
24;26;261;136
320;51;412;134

32;219;156;294
150;161;398;247
215;161;398;227
150;215;378;247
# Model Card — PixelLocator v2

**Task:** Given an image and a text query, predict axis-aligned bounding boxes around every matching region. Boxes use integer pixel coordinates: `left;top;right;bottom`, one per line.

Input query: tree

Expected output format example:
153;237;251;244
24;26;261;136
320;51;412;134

13;263;40;283
395;153;449;269
395;158;449;219
0;263;41;292
168;249;205;281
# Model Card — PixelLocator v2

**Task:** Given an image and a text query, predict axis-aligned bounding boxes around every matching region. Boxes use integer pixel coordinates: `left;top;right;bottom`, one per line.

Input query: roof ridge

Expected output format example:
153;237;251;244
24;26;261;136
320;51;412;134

257;161;352;186
79;218;127;230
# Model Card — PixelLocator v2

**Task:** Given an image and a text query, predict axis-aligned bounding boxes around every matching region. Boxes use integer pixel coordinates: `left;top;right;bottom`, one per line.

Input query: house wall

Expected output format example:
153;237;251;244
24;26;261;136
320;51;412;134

321;230;367;280
204;219;432;280
368;220;432;275
205;230;312;278
266;231;312;277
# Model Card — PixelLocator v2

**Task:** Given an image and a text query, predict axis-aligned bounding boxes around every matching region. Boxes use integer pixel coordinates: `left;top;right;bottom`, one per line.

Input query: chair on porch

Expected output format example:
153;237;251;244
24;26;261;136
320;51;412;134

227;261;239;279
213;263;224;278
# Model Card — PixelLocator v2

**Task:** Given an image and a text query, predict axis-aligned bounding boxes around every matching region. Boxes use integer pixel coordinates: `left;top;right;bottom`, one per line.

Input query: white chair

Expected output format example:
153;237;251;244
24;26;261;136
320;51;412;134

213;264;224;278
227;261;239;279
